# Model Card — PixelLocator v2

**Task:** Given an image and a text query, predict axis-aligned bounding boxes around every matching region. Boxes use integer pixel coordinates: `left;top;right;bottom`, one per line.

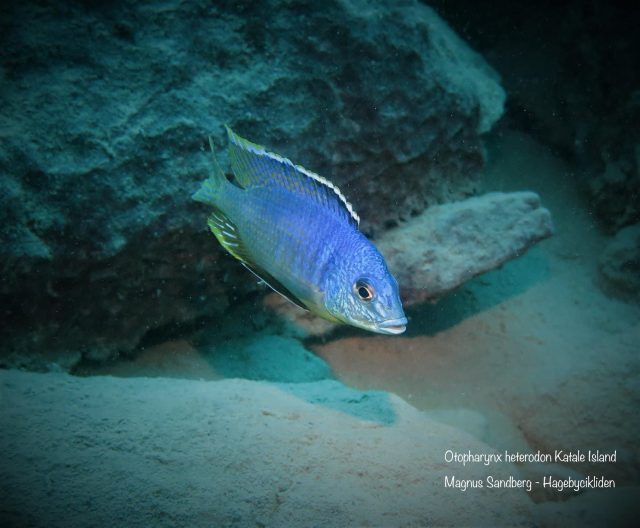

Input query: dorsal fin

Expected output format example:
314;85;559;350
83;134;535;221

225;125;360;227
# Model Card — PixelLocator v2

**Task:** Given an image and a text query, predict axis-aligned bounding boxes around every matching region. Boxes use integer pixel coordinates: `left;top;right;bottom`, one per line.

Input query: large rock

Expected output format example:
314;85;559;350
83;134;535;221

429;0;640;232
379;191;554;305
0;0;504;368
0;369;535;527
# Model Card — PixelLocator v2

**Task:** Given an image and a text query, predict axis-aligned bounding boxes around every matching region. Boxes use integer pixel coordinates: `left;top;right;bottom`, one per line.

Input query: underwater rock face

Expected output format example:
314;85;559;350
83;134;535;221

589;155;640;233
0;0;504;367
429;0;640;232
598;223;640;301
379;191;554;305
0;370;535;526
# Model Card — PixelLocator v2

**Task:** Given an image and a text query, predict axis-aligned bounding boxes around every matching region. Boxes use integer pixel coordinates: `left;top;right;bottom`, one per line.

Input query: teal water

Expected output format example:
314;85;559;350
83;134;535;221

1;1;639;526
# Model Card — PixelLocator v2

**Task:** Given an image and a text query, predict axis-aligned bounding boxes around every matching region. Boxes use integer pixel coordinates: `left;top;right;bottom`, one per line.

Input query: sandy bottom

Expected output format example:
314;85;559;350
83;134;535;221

2;370;542;527
2;130;639;526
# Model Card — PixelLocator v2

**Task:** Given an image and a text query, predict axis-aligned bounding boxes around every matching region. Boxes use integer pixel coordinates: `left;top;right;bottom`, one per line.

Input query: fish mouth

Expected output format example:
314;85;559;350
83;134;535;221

375;317;408;335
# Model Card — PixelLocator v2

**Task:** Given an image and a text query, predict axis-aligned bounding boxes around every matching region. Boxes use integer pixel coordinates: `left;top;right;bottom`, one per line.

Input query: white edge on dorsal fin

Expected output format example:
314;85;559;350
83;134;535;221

234;135;360;226
293;162;360;226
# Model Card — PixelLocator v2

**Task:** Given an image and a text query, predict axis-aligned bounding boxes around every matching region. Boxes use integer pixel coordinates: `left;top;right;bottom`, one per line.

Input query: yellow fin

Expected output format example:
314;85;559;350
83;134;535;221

207;209;249;263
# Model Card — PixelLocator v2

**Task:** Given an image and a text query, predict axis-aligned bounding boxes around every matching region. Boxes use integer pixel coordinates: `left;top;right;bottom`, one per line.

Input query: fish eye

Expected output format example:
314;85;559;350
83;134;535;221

354;280;374;301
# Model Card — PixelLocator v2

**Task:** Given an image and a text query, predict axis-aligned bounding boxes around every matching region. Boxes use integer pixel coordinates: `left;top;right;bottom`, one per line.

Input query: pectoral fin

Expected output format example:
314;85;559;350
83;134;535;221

207;208;250;263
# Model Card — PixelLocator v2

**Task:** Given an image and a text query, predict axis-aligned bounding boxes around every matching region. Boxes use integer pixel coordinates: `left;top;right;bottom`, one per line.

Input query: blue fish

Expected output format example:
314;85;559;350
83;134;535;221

193;126;407;335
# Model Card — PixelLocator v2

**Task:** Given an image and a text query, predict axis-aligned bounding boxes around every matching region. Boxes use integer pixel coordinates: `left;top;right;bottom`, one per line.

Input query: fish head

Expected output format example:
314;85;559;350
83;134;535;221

323;241;407;335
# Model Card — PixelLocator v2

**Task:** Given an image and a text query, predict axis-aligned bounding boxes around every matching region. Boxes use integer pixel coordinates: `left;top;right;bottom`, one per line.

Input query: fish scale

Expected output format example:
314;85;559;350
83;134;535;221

192;126;407;334
230;186;337;297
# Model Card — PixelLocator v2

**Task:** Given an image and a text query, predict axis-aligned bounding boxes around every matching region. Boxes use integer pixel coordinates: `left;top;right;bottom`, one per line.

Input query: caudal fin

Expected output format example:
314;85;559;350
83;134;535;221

192;136;227;205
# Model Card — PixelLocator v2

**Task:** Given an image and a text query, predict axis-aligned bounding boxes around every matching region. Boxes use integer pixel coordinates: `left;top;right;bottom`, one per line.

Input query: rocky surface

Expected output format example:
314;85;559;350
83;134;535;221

589;153;640;233
0;369;535;527
379;191;554;305
0;0;504;369
598;223;640;301
429;0;640;232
